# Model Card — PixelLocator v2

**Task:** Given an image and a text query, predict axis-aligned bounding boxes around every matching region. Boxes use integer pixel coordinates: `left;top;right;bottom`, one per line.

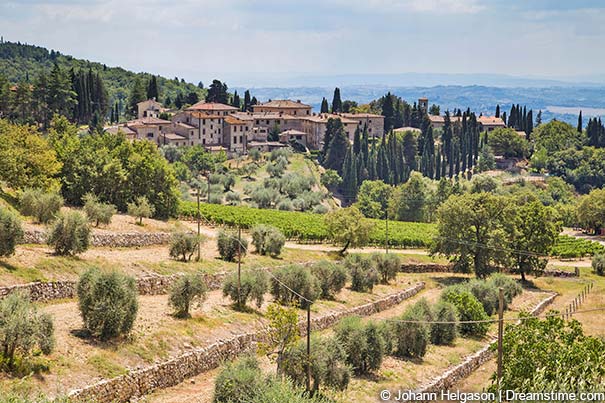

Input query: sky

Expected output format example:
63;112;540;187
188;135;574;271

1;0;605;86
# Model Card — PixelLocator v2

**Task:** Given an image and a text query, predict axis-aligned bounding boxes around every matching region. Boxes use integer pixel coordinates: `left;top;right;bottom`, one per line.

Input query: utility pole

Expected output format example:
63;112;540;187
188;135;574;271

385;213;389;254
497;287;504;389
306;304;311;392
196;186;201;261
237;226;242;308
207;173;211;204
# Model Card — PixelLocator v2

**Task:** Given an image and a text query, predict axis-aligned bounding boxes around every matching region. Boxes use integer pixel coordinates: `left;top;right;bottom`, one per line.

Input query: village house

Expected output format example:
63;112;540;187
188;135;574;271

252;99;312;116
137;98;166;119
339;112;384;138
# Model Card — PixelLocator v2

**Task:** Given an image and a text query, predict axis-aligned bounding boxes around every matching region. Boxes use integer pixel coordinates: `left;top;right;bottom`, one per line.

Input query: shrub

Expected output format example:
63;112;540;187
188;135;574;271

251;225;285;257
169;232;204;262
213;355;265;403
47;211;90;256
335;316;385;375
222;270;268;309
0;207;23;257
209;173;223;185
467;279;499;316
372;253;401;284
441;288;489;337
222;174;235;191
312;204;328;214
310;260;348;299
217;230;247;262
169;273;207;318
345;254;379;293
251;377;332;403
431;301;459;345
270;265;320;308
488;273;522;308
224;191;241;206
0;291;54;369
127;196;155;224
77;268;138;340
82;193;116;227
277;199;294;211
19;188;63;224
392;302;430;358
592;253;605;276
281;335;351;392
208;192;223;204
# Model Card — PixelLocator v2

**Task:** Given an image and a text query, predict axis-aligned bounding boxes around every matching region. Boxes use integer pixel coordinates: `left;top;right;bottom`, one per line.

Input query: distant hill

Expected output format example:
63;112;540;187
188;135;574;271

0;41;205;105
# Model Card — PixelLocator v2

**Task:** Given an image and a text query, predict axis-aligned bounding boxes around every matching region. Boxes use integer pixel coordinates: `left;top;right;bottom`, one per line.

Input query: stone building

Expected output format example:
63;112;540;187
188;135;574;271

137;98;166;119
252;99;312;116
340;112;385;138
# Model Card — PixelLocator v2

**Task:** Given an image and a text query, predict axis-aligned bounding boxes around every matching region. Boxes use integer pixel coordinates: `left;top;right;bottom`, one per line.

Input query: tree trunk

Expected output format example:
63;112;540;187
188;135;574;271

339;239;351;256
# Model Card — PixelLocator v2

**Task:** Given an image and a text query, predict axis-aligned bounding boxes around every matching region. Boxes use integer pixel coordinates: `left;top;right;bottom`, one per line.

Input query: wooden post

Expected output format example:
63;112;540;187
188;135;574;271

306;304;311;392
237;226;242;308
385;214;389;254
497;288;504;387
575;266;580;277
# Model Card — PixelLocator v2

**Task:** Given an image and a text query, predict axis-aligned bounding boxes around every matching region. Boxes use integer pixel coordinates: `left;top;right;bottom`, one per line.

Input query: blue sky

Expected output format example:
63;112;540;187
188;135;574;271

1;0;605;85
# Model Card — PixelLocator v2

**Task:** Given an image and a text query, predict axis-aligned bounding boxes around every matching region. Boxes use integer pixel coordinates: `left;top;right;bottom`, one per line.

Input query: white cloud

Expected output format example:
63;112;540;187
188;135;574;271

329;0;485;15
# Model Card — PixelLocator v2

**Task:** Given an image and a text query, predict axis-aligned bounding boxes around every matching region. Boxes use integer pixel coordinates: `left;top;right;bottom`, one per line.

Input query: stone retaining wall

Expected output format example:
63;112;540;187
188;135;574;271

68;282;426;403
21;229;173;247
399;293;557;402
541;269;579;278
400;263;451;273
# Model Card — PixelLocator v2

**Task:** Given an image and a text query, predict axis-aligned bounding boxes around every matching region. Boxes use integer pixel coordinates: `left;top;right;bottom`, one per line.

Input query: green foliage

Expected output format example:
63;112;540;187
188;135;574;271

19;188;63;224
168;273;207;318
222;270;268;309
127;196;155;225
551;235;604;259
490;316;605;393
487;127;529;158
282;335;351;392
391;301;430;358
345;254;379;293
389;172;430;222
0;207;23;257
0;291;54;369
47;210;90;255
309;260;348;299
49;118;179;218
77;268;138;340
431;301;458;345
325;206;374;254
213;355;265;403
217;230;247;262
259;303;300;375
466;279;499;316
178;202;436;248
251;225;285;257
335;316;385;375
270;265;320;308
532;120;584;154
592;253;605;276
83;193;116;227
441;288;489;337
354;180;392;219
371;253;401;284
320;169;342;189
487;273;522;309
169;232;204;262
0;120;61;191
470;174;500;194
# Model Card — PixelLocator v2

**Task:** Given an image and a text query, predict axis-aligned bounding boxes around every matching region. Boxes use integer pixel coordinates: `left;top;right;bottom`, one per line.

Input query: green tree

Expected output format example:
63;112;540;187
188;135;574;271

222;270;268;309
0;208;23;257
433;193;514;277
169;232;205;262
19;188;63;224
331;87;342;113
323;118;350;173
146;75;159;100
592;253;605;276
320;169;342;189
354;180;392;219
510;201;561;281
320;97;329;113
48;211;91;256
335;316;385;375
532;120;583;154
389;172;429;222
127;78;147;116
430;301;458;345
259;303;300;375
83;193;116;227
0;291;54;370
169;273;207;318
487;127;529;158
205;79;229;104
251;225;285;257
127;196;155;225
325;206;374;254
77;268;138;340
217;230;248;262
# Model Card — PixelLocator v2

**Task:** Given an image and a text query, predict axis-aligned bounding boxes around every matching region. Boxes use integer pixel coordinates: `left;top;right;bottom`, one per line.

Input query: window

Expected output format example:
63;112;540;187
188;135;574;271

211;124;213;130
159;126;162;131
239;135;243;143
203;138;206;144
233;136;237;144
203;128;206;135
202;119;206;125
147;132;153;138
186;117;190;123
256;120;260;125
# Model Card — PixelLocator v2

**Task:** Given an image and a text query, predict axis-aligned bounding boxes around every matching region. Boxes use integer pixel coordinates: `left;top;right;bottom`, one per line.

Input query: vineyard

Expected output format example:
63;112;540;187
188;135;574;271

179;202;436;248
551;235;605;258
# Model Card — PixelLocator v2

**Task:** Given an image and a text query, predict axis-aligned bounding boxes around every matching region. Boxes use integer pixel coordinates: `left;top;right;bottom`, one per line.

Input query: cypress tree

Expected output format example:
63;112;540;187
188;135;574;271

577;110;583;133
321;97;329;113
244;90;251;111
331;87;342;113
232;90;241;108
382;93;395;133
323;118;350;173
353;127;361;155
495;104;500;118
146;75;159;100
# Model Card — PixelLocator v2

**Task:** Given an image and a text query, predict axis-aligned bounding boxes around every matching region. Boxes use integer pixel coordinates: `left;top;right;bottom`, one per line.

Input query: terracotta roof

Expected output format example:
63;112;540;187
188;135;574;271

137;98;163;106
161;133;187;141
478;116;506;126
254;100;312;109
224;116;247;125
280;129;307;135
188;111;225;119
104;125;136;135
302;113;358;124
340;113;384;119
126;117;171;126
175;122;196;129
186;101;238;111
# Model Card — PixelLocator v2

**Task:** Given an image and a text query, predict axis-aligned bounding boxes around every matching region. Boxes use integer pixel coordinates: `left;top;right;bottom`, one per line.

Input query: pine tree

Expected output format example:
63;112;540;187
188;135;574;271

321;97;329;113
206;79;229;104
331;88;342;113
146;75;159;100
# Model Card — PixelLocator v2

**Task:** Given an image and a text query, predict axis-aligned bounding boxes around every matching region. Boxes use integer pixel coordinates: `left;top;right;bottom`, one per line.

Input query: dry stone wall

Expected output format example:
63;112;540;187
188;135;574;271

21;229;173;247
400;263;451;273
68;282;426;403
398;293;557;402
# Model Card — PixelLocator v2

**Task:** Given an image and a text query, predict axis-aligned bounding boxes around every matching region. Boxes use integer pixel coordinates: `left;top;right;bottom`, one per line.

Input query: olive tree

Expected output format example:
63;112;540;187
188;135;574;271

324;206;374;255
83;193;116;227
169;273;207;318
251;225;285;257
47;210;91;256
127;196;155;225
169;232;205;262
0;207;23;257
